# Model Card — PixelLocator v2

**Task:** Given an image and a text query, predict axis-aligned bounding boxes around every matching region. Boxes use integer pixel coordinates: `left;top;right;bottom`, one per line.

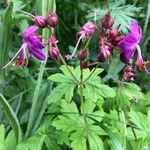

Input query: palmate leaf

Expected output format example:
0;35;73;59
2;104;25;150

52;100;105;150
103;83;144;111
0;124;16;150
17;115;69;150
128;109;150;137
87;0;141;33
48;65;115;103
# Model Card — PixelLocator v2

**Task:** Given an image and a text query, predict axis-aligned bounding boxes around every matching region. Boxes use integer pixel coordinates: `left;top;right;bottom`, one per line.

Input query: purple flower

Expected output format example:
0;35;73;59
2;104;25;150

118;21;142;64
118;21;150;75
18;26;46;65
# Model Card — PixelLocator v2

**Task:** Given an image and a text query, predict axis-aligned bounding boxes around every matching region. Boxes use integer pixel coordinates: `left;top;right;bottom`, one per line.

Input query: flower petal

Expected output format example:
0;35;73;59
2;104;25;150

29;47;46;60
23;25;39;40
118;21;142;63
28;35;45;49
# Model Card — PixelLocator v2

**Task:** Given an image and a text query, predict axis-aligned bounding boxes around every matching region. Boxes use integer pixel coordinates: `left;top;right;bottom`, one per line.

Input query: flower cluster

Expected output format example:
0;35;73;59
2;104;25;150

17;25;46;67
2;12;59;69
98;12;124;61
3;10;149;79
33;12;58;28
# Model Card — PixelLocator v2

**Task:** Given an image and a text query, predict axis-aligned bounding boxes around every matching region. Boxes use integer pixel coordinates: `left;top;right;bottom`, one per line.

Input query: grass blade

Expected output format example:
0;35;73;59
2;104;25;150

25;0;56;138
0;93;22;143
0;2;13;93
87;115;123;150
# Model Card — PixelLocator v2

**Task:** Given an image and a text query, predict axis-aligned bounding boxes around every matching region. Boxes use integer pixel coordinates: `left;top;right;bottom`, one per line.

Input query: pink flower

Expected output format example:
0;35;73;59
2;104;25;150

78;22;96;38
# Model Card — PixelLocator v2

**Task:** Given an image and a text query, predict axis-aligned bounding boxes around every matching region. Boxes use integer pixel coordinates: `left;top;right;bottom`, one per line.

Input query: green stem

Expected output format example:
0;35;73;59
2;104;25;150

79;69;89;149
59;54;80;84
82;63;100;85
121;111;127;136
15;9;34;18
25;30;49;138
25;59;48;138
124;111;137;140
143;0;150;35
121;110;127;149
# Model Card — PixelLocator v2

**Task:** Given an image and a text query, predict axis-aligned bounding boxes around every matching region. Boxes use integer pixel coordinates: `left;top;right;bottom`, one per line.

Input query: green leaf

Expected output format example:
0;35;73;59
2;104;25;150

83;82;116;102
0;2;13;93
0;124;5;149
5;131;16;150
104;83;144;111
87;116;123;150
124;83;144;101
88;131;104;150
103;53;125;82
48;82;76;103
0;125;16;150
16;134;46;150
128;110;150;136
52;100;105;150
70;129;87;150
0;93;22;143
87;0;141;33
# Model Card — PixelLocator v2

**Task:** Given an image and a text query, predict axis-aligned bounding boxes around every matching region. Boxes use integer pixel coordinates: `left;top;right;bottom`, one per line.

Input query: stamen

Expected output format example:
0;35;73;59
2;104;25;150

1;42;28;69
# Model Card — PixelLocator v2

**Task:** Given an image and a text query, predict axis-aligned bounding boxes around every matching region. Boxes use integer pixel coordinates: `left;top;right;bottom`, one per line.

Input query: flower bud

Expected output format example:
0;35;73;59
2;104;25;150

49;47;59;60
48;36;58;44
109;28;119;38
101;12;114;29
123;64;135;82
80;61;88;69
78;50;87;61
33;16;47;28
111;35;125;46
79;22;96;38
47;12;58;27
99;44;112;61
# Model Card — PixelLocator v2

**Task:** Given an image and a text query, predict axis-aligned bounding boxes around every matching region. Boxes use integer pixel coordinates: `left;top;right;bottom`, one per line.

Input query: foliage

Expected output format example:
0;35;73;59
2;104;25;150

87;0;142;33
0;0;150;150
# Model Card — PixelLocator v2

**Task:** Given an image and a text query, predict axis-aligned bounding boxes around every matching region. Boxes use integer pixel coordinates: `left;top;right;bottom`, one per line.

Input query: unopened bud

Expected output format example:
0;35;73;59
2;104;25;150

78;50;87;61
109;28;119;38
98;44;112;61
49;47;59;60
101;12;114;29
47;12;58;27
123;64;135;82
111;35;124;46
80;61;88;69
33;16;47;28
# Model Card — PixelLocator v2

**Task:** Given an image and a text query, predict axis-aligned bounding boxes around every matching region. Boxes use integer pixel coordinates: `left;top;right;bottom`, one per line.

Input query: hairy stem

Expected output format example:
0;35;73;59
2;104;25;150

82;63;100;85
71;35;82;58
79;69;89;147
143;0;150;35
59;53;80;84
15;9;34;18
124;111;137;140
